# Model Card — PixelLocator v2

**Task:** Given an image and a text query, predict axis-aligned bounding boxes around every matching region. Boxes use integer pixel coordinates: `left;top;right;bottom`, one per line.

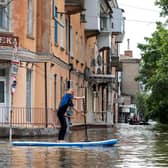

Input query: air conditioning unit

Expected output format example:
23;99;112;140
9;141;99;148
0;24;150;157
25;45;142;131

0;0;7;5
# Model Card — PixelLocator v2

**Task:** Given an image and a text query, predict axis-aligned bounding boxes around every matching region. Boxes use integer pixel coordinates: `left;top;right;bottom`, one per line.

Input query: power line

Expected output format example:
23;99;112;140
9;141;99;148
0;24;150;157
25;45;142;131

119;3;160;12
84;15;158;24
126;19;156;24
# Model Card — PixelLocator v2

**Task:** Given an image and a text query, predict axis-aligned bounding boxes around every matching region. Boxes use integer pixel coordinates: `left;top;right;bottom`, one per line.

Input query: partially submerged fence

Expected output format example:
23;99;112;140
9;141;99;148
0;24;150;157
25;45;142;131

0;107;59;128
0;106;85;128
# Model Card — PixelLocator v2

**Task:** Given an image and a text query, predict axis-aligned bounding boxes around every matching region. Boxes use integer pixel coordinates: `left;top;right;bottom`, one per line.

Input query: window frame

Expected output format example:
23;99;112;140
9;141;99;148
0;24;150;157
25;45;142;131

27;0;34;38
0;2;9;31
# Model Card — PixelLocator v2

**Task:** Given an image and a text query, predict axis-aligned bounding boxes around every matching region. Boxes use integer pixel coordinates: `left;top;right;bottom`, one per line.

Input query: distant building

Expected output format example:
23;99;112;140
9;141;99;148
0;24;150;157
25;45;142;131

118;49;141;123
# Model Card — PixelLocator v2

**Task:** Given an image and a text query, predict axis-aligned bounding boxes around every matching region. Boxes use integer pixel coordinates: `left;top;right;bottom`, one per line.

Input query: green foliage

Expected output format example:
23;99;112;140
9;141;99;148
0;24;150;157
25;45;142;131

138;22;168;124
155;0;168;16
136;92;149;120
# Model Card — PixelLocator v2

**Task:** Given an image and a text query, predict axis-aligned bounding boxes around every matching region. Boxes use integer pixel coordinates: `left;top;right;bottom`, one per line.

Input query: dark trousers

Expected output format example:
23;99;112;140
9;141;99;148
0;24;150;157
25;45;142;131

57;106;67;140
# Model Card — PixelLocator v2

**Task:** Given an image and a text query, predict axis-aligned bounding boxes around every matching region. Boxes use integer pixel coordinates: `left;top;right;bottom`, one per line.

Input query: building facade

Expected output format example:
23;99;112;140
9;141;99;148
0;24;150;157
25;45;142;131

0;0;124;127
118;50;141;123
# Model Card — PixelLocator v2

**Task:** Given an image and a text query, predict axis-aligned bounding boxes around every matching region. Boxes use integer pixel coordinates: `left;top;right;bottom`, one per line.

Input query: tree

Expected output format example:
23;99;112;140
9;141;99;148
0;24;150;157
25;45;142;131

155;0;168;16
136;92;149;121
137;22;168;124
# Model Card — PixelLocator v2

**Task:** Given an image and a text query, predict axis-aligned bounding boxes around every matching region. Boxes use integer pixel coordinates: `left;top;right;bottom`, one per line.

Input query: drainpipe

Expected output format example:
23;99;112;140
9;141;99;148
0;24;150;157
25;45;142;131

68;15;71;80
107;49;113;124
44;62;48;128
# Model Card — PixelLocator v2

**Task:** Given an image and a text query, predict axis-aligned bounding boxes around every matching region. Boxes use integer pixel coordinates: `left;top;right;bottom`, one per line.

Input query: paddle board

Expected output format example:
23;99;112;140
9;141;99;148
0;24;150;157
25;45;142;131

12;139;118;148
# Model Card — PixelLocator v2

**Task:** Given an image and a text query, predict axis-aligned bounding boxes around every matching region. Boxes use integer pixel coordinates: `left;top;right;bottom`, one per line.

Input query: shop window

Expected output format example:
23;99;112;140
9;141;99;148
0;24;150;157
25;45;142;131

0;69;5;76
0;81;4;103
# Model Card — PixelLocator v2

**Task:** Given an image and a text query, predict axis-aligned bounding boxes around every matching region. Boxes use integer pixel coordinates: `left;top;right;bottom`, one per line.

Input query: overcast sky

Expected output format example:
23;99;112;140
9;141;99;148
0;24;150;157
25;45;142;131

117;0;164;58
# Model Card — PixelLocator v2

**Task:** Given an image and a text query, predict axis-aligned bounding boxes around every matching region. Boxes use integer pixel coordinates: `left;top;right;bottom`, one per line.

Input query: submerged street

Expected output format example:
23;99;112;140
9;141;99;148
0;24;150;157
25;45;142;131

0;123;168;168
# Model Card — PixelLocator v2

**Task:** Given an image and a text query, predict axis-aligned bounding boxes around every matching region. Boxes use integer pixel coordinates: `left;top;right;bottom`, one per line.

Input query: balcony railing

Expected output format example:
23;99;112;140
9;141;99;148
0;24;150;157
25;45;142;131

93;111;107;122
65;0;81;5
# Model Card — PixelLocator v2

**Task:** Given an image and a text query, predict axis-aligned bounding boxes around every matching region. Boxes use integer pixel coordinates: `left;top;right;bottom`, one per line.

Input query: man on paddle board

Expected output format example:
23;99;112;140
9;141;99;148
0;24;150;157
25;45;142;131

57;88;84;142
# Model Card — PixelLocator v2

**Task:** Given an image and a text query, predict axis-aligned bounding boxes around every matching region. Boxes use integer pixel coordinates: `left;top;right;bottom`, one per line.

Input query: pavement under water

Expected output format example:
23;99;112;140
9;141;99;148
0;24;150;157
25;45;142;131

0;122;168;168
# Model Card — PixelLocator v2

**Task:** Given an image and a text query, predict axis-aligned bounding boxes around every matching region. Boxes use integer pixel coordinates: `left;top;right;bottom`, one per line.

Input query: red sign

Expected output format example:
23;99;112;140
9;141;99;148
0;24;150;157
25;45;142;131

0;34;19;47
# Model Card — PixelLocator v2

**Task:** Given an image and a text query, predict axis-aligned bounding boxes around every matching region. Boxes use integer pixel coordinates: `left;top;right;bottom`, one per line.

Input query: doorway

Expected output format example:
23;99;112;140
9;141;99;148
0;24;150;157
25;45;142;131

0;78;6;123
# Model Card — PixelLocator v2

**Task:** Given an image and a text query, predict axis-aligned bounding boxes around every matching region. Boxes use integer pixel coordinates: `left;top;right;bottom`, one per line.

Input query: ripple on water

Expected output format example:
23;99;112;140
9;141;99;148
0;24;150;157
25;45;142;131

0;123;168;168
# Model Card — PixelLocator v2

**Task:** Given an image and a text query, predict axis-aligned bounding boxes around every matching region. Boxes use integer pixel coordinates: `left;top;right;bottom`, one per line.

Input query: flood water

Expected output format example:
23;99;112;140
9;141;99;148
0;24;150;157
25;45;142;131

0;123;168;168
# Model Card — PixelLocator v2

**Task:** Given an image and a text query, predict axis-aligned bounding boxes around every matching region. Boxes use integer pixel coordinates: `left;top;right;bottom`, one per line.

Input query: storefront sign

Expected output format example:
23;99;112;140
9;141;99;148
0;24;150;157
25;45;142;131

11;59;19;75
0;34;19;47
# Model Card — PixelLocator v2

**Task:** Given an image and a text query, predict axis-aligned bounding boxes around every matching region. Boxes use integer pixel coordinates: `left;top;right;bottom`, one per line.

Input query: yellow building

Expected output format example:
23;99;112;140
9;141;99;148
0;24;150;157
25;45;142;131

0;0;124;128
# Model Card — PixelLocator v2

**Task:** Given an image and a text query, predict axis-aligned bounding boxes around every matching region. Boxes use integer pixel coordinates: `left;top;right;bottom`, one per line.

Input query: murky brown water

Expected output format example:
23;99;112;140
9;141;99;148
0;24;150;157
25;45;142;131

0;123;168;168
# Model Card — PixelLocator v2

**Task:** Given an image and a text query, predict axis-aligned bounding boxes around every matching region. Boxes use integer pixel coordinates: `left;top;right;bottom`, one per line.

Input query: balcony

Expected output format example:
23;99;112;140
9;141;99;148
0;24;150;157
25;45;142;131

65;0;84;14
111;8;125;43
111;55;122;71
100;15;113;33
89;74;115;84
111;8;125;34
115;33;125;43
84;0;100;37
111;56;119;67
97;33;111;50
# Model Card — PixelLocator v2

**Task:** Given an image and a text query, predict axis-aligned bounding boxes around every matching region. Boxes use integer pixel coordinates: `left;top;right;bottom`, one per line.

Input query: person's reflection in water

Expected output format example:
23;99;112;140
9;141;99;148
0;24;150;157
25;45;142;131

58;149;72;168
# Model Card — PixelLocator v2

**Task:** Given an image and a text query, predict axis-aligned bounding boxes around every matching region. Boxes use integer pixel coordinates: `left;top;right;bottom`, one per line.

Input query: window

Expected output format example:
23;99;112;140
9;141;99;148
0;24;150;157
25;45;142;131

54;6;58;44
75;32;78;56
26;69;32;122
0;2;9;30
0;78;6;122
0;81;4;103
66;17;70;53
0;68;5;76
80;36;83;59
70;27;73;56
60;76;63;98
60;14;64;48
27;0;34;37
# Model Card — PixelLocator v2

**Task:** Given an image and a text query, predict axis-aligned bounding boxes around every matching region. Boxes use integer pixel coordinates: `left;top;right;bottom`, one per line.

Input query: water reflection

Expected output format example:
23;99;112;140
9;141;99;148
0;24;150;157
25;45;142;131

10;146;119;168
0;123;168;168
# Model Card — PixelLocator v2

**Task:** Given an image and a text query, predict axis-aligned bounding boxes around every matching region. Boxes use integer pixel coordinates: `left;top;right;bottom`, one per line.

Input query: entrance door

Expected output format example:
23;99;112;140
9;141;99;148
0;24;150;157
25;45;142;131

0;78;7;122
0;78;6;123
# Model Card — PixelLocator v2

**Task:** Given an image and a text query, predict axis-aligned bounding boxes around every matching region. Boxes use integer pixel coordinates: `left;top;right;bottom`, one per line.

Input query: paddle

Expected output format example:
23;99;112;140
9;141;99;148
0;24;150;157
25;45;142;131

83;87;89;142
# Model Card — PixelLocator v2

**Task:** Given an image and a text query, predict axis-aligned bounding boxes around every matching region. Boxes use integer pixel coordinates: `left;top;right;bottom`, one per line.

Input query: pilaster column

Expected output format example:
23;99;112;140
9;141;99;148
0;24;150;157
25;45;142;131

107;83;113;124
